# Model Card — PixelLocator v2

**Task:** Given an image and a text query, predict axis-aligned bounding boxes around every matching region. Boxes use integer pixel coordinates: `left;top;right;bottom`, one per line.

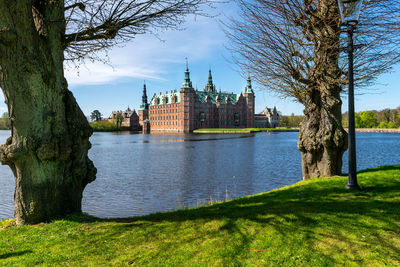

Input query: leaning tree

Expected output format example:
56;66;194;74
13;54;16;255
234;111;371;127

0;0;213;225
227;0;400;179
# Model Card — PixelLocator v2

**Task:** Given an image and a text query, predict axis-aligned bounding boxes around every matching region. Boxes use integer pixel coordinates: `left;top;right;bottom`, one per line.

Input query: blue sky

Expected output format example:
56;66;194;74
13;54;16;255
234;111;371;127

0;2;399;118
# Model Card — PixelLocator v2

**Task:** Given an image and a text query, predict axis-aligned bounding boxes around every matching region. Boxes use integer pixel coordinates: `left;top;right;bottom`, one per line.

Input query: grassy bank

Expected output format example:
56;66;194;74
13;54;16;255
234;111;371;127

1;165;400;266
194;128;299;133
90;120;131;132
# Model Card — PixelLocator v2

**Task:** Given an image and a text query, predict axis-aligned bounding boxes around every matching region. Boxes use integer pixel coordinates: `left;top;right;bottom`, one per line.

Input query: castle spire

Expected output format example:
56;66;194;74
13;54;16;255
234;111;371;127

206;65;215;92
245;75;254;94
142;82;148;104
140;82;149;110
182;58;193;88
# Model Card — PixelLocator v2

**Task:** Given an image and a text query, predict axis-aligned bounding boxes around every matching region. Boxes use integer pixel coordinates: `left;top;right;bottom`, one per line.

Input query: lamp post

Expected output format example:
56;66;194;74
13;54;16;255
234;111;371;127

337;0;363;190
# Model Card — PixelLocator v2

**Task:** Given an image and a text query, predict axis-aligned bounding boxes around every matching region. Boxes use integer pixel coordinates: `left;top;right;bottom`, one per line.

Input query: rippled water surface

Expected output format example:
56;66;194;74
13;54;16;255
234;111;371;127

0;130;399;219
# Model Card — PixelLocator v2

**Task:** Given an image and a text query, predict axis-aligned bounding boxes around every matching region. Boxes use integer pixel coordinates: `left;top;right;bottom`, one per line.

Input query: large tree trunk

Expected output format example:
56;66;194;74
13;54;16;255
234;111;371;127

297;0;348;180
298;88;348;180
0;1;96;225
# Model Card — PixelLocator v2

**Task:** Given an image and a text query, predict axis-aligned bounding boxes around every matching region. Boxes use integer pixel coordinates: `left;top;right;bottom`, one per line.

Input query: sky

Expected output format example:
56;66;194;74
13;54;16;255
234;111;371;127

0;2;399;117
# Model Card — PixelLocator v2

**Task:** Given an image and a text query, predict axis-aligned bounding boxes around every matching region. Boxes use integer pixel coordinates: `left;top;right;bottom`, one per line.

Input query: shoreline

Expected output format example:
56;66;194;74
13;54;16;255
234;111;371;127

193;128;299;134
352;128;400;133
195;128;400;134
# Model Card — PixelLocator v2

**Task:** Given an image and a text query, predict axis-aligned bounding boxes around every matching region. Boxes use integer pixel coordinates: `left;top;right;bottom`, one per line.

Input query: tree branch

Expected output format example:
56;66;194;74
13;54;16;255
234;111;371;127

63;0;215;61
65;2;85;11
226;0;400;98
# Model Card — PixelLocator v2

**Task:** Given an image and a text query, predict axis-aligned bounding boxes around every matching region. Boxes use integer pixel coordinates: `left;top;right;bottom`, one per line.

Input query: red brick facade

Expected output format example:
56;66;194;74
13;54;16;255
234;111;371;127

138;109;148;127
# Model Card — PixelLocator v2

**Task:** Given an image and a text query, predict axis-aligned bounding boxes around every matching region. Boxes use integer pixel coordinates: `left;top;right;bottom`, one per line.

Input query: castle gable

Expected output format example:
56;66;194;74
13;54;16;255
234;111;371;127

150;91;181;106
195;91;240;105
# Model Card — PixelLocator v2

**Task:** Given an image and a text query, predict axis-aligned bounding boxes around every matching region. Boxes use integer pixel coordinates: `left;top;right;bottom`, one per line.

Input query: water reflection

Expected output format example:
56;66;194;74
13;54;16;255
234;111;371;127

85;132;298;218
0;131;399;219
141;134;254;143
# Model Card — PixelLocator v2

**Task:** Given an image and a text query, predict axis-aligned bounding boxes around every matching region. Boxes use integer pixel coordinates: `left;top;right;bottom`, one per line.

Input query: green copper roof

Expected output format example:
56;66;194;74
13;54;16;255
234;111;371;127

148;66;251;106
195;90;240;104
150;91;181;106
149;90;242;106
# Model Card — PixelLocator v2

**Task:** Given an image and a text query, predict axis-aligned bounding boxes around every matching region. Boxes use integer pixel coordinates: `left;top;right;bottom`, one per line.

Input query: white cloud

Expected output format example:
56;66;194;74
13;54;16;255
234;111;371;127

65;64;165;86
65;12;227;86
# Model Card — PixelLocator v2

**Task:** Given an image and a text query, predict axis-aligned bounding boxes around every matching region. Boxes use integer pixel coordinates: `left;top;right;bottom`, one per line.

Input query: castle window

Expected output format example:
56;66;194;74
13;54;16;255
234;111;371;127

200;112;205;122
234;113;240;125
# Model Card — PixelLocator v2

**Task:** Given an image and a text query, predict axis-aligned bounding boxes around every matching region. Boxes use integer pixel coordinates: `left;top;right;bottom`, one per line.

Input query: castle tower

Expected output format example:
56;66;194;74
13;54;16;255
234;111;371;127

205;66;215;92
182;59;193;89
180;59;195;132
244;75;255;128
138;82;149;127
141;82;148;109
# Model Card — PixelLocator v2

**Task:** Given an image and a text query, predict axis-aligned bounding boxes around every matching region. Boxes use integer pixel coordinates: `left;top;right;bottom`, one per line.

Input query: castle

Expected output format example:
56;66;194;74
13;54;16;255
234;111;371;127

109;65;280;132
138;65;255;132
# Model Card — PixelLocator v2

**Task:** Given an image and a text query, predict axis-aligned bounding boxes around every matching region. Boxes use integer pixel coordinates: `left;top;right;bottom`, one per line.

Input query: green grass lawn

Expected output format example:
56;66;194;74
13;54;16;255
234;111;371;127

1;165;400;266
194;128;299;132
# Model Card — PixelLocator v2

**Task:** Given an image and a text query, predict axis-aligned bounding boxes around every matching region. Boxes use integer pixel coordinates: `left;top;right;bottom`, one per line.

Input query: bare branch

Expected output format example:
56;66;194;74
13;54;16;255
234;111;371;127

65;2;85;11
63;0;216;62
226;0;400;102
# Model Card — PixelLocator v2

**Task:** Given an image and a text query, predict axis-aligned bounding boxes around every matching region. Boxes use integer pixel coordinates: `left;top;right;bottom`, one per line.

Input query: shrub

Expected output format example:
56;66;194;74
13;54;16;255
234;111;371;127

378;121;388;128
90;120;119;132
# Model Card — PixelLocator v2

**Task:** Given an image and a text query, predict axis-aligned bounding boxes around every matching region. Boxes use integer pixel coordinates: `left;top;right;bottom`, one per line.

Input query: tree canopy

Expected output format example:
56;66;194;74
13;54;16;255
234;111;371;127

115;112;124;129
356;111;379;128
90;110;103;122
226;0;400;100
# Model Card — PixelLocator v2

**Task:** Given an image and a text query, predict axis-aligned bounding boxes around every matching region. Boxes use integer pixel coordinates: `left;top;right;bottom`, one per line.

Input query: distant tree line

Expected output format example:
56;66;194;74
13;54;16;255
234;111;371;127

282;107;400;129
280;114;304;128
343;107;400;129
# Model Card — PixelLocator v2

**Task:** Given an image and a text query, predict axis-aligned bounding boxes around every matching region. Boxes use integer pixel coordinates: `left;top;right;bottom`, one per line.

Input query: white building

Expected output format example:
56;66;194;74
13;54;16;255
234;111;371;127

254;107;280;128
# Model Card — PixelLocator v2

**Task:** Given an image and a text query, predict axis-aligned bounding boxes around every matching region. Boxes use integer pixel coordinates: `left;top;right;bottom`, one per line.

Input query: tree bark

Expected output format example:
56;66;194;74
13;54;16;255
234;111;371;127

298;88;348;180
297;0;348;180
0;1;96;225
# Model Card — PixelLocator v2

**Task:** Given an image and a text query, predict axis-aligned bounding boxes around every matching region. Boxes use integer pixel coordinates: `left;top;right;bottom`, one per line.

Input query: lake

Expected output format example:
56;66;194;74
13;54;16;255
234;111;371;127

0;131;399;219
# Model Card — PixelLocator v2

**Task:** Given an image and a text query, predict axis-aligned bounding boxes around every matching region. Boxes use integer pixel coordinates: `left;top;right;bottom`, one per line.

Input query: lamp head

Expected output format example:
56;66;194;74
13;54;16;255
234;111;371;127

337;0;363;24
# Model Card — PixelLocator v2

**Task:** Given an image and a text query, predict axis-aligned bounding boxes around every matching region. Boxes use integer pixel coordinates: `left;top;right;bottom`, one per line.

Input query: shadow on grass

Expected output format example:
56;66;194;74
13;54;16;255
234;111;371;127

0;250;32;260
62;165;400;265
66;165;400;226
